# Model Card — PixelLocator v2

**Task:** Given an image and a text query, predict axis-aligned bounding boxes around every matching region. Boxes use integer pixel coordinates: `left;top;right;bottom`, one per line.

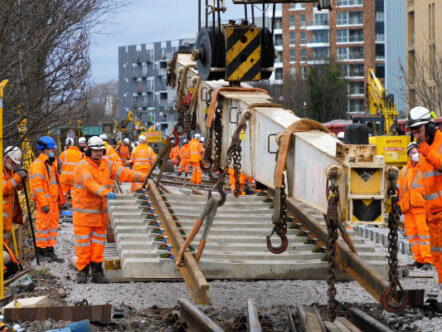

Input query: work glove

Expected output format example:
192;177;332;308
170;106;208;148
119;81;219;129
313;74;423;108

416;139;431;156
41;205;50;213
15;168;28;180
107;192;116;200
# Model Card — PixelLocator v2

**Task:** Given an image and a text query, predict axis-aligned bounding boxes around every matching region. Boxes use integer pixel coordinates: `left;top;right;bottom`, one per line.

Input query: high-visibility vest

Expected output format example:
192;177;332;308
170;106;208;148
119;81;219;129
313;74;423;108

398;160;425;214
30;153;65;206
130;144;156;171
2;167;23;230
179;144;190;160
189;139;203;163
72;157;146;227
116;144;130;161
103;144;122;166
59;146;82;186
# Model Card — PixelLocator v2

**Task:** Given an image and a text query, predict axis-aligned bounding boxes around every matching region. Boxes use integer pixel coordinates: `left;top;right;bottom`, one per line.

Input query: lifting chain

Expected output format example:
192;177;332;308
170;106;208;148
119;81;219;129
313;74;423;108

325;168;340;322
211;104;223;178
381;168;408;312
266;178;289;254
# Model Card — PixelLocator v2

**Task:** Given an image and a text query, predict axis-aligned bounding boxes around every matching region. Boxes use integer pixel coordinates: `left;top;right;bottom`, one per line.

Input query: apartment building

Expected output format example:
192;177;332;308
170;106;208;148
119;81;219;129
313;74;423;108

282;0;406;114
406;0;442;113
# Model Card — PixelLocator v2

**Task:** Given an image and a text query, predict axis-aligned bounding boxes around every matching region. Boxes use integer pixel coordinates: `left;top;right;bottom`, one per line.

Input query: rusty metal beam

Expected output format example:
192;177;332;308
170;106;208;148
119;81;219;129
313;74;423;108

4;304;112;322
147;179;211;305
177;298;223;332
286;197;389;304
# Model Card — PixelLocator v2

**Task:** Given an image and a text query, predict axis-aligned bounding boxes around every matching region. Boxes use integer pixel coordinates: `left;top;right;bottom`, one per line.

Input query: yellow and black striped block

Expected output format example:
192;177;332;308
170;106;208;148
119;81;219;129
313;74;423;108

225;26;262;82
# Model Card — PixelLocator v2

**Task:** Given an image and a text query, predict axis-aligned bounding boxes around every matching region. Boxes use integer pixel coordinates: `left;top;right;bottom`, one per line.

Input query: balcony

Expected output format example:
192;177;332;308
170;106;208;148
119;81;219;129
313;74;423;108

136;86;142;93
407;0;414;7
306;19;330;30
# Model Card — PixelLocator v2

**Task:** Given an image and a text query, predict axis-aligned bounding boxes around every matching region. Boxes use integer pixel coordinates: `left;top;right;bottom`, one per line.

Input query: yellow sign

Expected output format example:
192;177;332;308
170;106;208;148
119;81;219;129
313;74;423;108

239;129;246;141
142;131;162;143
369;135;410;167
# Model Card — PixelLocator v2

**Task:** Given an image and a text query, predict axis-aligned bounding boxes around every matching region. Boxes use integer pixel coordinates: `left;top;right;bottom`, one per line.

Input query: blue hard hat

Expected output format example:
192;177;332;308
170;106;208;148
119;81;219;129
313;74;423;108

37;136;57;150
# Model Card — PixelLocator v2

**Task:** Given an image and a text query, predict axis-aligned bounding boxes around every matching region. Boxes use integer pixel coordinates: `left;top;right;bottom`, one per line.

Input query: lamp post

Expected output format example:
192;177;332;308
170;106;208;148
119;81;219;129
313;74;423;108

303;101;308;118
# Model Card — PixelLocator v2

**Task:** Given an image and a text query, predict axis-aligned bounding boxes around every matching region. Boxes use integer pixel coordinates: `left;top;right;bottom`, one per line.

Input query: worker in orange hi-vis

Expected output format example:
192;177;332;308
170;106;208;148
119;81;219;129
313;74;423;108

189;134;204;184
397;142;433;270
169;144;180;169
228;168;247;194
130;135;156;191
29;136;65;263
99;133;122;166
78;137;87;157
116;137;131;166
178;139;191;177
72;136;147;284
59;138;82;197
3;146;26;246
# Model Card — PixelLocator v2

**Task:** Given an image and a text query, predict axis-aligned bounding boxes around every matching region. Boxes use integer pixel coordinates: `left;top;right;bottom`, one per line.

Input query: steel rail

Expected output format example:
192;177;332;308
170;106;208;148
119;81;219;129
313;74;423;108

146;179;211;305
177;298;224;332
247;298;262;332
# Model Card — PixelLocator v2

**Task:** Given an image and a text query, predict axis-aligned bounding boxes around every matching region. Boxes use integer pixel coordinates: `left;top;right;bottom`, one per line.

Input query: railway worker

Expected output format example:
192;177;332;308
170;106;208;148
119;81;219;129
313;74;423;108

169;143;180;169
59;138;82;197
116;137;131;166
397;142;433;270
130;135;156;191
99;133;122;166
178;139;191;177
2;147;26;246
408;106;442;302
189;134;204;184
29;136;65;263
78;137;87;156
72;136;147;283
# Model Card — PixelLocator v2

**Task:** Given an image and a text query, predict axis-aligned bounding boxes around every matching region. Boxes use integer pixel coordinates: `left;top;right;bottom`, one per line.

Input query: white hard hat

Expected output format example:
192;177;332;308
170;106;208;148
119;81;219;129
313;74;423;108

99;133;108;141
337;132;345;139
87;136;105;150
194;133;201;139
65;138;74;146
408;106;433;128
138;135;147;143
78;137;87;144
4;146;23;165
407;142;418;155
123;138;130;144
200;137;204;142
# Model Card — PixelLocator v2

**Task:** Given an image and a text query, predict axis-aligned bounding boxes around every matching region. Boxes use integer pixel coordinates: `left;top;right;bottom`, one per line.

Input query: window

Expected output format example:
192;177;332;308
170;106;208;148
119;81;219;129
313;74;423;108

311;30;329;43
338;11;363;25
349;63;364;76
275;34;282;46
132;63;138;76
301;49;306;61
337;12;348;25
290;49;296;62
348;99;364;113
338;47;348;60
312;47;329;60
349;46;364;59
376;44;385;59
276;50;282;63
143;93;148;107
142;62;148;76
274;17;282;29
290;15;295;28
375;10;384;23
301;66;307;79
349;82;364;95
290;32;295;45
301;31;306;44
339;65;348;77
290;67;296;75
337;30;348;43
275;68;283;80
375;63;385;78
291;3;305;9
314;13;329;26
349;29;363;42
376;23;385;42
339;0;363;6
300;14;306;27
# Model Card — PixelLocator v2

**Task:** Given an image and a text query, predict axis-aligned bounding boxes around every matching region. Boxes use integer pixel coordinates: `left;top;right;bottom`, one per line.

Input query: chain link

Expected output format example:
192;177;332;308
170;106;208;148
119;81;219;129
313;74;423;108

212;106;223;172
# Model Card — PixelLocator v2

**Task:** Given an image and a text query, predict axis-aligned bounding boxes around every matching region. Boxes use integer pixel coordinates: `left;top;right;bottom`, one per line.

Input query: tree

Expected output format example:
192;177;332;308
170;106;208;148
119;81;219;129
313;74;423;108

84;81;119;125
307;64;348;123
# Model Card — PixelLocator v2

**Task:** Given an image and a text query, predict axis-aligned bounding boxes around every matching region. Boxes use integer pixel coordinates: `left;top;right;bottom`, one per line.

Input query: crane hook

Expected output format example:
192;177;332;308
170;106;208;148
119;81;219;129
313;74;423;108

266;228;288;254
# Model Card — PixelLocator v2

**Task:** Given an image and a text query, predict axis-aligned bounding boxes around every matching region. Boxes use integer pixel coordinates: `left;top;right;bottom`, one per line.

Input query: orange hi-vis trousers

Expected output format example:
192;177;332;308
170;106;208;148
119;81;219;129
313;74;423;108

130;168;150;192
190;162;202;184
35;201;59;249
74;224;107;272
428;211;442;291
179;160;190;173
404;212;433;264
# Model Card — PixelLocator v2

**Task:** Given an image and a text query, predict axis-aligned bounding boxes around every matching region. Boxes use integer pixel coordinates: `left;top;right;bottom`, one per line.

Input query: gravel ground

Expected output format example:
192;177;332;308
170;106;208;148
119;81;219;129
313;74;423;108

14;202;440;331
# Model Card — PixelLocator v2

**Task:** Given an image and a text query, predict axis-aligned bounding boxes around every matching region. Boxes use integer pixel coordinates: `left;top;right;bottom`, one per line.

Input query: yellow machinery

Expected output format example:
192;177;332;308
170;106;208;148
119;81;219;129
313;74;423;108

114;111;150;142
353;69;410;167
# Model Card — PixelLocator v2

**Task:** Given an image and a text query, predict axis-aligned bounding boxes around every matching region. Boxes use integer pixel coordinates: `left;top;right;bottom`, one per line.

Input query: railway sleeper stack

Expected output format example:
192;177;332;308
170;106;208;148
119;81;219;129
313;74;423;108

105;192;388;281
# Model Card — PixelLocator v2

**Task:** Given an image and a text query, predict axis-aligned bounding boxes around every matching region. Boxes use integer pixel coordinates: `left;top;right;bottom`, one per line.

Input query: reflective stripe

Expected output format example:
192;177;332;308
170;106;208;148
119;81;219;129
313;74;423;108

35;237;48;242
103;209;108;213
91;238;106;245
135;172;142;182
423;192;440;201
92;231;106;239
420;241;431;246
48;236;57;240
3;213;9;218
34;188;44;193
74;184;84;189
410;242;419;248
81;174;93;186
422;170;442;179
36;230;49;234
75;241;91;247
4;233;11;238
116;167;124;181
106;160;112;178
30;174;45;180
49;228;58;233
63;162;78;166
10;178;17;187
411;170;423;189
75;234;91;240
96;186;106;195
47;167;57;185
61;171;75;175
400;184;408;198
419;235;431;240
72;207;101;214
431;246;439;253
407;235;418;241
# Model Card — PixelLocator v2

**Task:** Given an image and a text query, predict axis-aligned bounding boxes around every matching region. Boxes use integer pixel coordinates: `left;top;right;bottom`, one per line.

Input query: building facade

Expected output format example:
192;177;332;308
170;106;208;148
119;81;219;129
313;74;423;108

118;38;195;134
282;0;405;114
406;0;442;113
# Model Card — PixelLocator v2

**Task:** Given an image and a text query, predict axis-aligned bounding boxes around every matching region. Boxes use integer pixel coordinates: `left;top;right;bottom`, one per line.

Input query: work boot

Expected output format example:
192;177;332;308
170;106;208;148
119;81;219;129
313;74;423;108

77;264;90;284
90;262;109;284
185;172;189;178
422;263;433;271
46;247;65;263
178;172;182;177
35;247;51;262
408;261;423;269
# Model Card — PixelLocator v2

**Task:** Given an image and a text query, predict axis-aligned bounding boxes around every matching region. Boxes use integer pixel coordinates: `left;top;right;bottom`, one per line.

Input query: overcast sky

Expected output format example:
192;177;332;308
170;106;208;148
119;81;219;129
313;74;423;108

90;0;246;84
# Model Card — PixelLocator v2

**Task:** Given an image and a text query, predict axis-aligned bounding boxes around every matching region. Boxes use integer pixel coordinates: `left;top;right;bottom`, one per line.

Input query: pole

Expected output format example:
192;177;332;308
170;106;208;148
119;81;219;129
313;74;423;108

22;181;39;265
0;79;9;299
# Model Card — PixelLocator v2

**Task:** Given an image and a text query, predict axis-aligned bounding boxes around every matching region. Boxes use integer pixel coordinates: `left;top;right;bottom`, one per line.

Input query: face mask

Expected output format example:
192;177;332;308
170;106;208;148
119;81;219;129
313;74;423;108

79;146;85;152
4;160;13;170
48;152;55;158
411;153;419;162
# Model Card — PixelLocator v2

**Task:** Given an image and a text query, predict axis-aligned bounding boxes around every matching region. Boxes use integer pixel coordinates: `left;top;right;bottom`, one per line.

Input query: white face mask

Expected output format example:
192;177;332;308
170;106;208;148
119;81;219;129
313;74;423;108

411;152;420;162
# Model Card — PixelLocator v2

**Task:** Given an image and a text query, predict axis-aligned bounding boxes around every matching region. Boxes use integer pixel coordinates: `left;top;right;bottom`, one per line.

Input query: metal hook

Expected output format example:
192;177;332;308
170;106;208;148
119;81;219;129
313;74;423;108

266;228;288;254
381;288;408;312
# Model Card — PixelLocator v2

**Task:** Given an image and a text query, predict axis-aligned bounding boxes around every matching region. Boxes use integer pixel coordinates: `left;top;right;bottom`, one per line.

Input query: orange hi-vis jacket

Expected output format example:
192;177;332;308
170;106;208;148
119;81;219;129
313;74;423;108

131;144;156;172
169;145;180;164
59;146;82;186
72;157;147;227
398;160;425;214
189;139;204;163
30;154;65;207
103;143;122;166
179;144;190;161
116;144;130;162
419;130;442;214
2;167;23;232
